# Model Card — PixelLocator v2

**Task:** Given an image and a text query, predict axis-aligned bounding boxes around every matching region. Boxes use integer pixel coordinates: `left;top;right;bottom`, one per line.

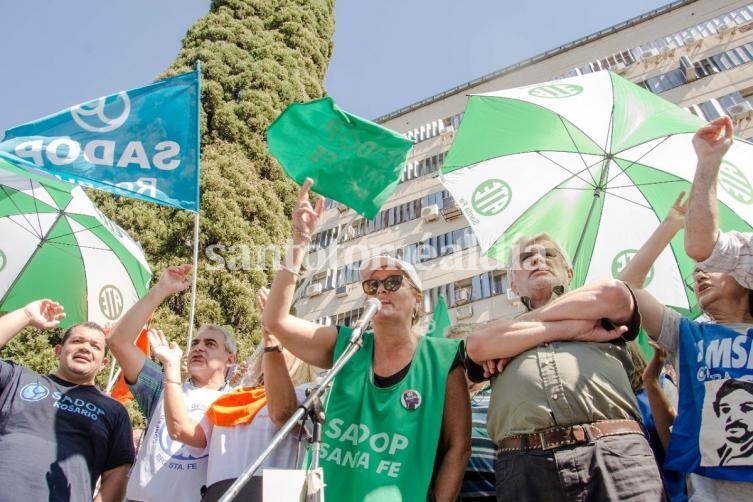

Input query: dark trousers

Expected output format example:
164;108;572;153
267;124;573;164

495;434;665;501
201;476;263;502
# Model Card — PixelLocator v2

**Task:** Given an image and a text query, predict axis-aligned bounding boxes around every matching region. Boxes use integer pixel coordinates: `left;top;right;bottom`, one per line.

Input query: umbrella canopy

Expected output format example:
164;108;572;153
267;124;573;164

0;156;152;327
441;70;753;317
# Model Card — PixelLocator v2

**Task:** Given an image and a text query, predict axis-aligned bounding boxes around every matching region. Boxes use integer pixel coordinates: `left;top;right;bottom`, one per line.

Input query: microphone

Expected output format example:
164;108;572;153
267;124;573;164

348;297;382;344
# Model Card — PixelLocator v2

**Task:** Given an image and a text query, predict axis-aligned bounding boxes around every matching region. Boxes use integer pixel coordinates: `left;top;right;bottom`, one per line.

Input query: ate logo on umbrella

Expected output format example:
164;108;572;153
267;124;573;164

99;285;125;321
0;250;5;272
528;84;584;99
612;249;654;286
719;161;753;205
471;179;512;217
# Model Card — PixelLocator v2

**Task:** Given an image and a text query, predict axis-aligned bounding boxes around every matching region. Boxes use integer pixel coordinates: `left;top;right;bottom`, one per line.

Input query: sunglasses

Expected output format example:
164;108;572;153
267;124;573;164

362;274;407;295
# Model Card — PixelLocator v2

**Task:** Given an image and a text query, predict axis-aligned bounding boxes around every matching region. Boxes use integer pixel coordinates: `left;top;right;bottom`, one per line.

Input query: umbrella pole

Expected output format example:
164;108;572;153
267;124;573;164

187;211;200;348
105;362;120;394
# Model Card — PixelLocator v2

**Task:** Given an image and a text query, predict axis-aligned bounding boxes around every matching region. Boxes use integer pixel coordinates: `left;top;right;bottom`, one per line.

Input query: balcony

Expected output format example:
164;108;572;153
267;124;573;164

440;196;463;220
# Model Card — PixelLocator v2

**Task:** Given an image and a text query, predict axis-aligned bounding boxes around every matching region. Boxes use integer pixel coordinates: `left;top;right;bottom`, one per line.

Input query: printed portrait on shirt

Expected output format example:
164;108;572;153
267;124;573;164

700;378;753;467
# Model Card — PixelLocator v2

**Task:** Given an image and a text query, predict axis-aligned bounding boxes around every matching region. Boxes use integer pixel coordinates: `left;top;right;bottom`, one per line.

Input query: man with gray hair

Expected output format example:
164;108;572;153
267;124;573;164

107;264;237;501
466;233;663;500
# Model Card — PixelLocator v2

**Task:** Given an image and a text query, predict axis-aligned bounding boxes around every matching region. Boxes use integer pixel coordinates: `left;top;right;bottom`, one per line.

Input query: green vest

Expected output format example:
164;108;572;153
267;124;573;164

318;329;460;502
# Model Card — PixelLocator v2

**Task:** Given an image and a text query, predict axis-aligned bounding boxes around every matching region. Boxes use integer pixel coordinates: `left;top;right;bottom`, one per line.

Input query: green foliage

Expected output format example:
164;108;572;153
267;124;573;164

5;1;334;404
2;326;59;376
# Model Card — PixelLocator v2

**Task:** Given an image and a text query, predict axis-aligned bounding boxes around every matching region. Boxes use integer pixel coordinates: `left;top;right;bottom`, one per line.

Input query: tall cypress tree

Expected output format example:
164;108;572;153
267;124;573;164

2;0;334;411
89;0;335;360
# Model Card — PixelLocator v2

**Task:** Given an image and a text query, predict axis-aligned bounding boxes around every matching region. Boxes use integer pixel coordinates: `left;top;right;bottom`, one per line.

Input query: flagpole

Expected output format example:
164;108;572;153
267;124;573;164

187;61;202;349
187;212;201;348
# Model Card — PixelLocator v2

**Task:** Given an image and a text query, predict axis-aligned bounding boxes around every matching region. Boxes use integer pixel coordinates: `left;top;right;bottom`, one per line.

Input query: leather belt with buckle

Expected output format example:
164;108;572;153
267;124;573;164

497;419;643;452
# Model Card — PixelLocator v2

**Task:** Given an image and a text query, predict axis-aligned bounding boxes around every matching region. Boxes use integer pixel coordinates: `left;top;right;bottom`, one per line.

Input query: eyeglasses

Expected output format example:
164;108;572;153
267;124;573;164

362;275;406;295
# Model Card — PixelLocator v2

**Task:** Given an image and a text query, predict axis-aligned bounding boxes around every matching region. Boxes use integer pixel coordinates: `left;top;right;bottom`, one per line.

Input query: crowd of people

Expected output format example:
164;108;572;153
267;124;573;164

0;115;752;501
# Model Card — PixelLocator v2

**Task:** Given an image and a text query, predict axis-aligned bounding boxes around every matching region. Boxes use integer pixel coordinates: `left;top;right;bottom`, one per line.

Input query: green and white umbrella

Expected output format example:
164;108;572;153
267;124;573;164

0;156;152;327
441;70;753;317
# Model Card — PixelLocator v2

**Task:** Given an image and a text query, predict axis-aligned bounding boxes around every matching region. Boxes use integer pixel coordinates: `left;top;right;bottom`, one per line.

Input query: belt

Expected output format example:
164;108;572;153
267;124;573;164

497;419;643;452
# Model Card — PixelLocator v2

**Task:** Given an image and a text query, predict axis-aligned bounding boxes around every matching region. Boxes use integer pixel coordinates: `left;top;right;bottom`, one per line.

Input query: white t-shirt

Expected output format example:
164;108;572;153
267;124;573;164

127;384;225;501
200;384;311;486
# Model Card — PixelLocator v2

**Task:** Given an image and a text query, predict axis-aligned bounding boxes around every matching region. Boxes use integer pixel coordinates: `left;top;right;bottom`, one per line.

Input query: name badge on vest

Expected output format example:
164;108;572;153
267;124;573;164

401;389;422;410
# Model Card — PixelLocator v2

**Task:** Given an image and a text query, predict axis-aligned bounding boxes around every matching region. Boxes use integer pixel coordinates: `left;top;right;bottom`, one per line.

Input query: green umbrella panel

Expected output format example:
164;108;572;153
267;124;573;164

441;70;753;318
0;157;152;327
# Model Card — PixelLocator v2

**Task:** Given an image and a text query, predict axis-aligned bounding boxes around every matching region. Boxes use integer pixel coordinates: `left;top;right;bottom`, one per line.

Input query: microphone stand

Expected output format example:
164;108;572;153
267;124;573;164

217;324;370;502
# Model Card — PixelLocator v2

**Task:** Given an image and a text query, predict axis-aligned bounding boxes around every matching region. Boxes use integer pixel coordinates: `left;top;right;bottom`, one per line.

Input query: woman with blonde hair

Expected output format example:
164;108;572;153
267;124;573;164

263;178;470;502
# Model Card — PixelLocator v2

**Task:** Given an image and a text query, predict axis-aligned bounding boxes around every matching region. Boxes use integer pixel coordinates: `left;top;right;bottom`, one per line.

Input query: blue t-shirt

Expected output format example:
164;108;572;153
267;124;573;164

666;319;753;482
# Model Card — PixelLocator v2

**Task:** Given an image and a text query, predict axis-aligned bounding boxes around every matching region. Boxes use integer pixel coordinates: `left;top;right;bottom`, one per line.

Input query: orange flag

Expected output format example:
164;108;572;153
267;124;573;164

110;326;151;404
206;387;268;427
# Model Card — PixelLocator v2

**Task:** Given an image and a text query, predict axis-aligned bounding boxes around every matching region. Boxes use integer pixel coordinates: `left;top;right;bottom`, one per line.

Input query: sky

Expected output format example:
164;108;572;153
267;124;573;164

0;0;671;134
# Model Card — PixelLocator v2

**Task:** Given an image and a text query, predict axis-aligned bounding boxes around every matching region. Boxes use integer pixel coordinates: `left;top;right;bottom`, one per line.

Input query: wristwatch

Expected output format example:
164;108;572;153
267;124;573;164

263;344;283;353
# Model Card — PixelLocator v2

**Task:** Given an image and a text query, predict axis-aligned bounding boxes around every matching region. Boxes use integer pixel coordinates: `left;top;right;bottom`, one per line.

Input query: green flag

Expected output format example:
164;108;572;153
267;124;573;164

426;295;451;338
267;96;414;219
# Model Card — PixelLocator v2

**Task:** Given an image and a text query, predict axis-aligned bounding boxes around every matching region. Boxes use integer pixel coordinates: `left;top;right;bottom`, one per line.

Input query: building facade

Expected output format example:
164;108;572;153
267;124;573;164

295;0;753;331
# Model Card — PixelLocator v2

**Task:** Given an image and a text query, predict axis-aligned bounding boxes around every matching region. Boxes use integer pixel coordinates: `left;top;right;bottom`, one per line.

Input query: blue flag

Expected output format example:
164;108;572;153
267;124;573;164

0;70;200;212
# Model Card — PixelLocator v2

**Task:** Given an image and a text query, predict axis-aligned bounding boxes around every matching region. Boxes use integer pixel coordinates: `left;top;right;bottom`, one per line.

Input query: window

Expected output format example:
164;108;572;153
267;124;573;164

645;69;686;94
699;100;724;121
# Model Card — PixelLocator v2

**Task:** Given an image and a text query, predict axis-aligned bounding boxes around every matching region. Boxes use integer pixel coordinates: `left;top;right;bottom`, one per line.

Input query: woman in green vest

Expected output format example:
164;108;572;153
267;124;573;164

264;178;471;501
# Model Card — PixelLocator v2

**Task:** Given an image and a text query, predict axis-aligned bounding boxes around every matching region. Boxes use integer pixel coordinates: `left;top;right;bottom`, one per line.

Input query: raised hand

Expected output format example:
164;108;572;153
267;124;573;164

292;177;324;243
147;329;183;367
256;287;269;312
665;191;687;229
23;299;66;329
643;341;667;385
156;264;193;296
228;360;250;387
692;116;733;163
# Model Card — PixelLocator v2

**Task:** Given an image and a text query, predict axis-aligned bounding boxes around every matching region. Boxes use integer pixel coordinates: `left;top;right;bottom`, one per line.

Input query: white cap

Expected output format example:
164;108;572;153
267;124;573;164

359;255;423;291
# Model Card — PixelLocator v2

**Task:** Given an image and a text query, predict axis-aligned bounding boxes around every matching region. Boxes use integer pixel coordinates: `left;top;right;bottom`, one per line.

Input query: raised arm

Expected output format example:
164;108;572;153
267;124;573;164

107;264;192;383
685;116;734;262
619;192;686;288
257;287;299;426
147;329;206;448
0;299;65;348
262;178;338;369
642;345;676;452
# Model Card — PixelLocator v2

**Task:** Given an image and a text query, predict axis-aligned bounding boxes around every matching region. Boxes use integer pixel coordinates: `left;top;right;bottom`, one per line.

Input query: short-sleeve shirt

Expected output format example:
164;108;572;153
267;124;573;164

0;360;134;502
126;358;226;502
463;386;496;500
199;383;313;486
487;340;639;441
657;309;753;500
